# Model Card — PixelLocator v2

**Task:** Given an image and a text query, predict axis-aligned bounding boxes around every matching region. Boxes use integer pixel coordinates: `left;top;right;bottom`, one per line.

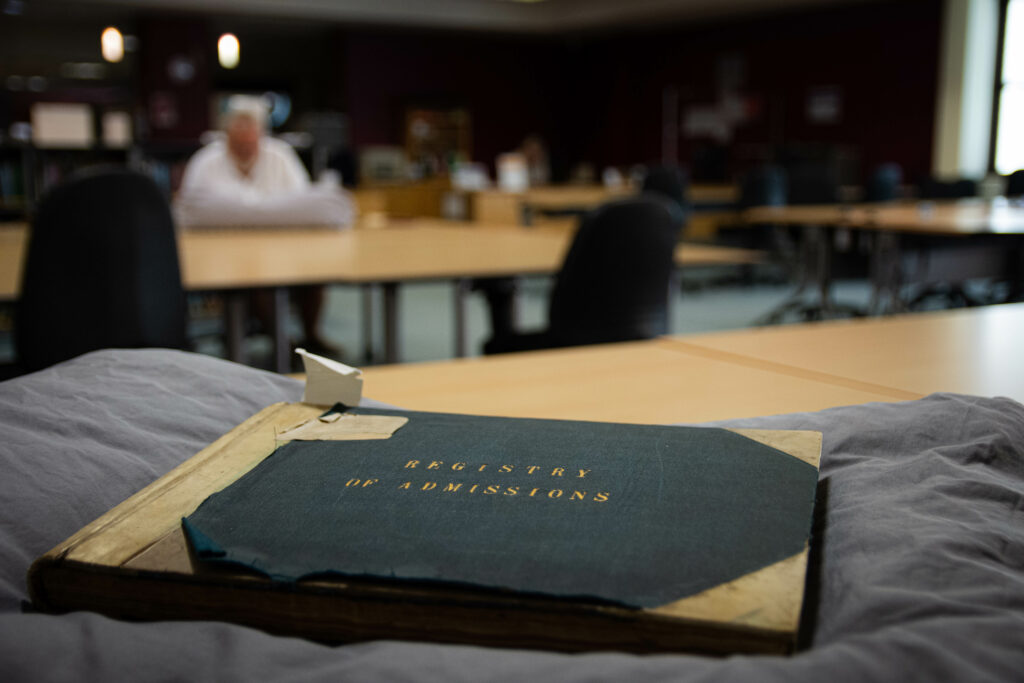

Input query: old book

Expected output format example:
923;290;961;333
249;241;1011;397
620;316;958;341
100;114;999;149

29;402;821;655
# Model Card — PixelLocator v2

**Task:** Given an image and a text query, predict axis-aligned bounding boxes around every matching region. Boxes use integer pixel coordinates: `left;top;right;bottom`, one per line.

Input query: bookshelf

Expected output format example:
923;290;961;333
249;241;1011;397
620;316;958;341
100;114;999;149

0;145;32;220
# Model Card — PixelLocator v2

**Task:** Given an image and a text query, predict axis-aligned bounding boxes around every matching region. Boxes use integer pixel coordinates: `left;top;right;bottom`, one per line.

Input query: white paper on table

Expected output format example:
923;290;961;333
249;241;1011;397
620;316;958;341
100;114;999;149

295;348;363;407
174;185;356;229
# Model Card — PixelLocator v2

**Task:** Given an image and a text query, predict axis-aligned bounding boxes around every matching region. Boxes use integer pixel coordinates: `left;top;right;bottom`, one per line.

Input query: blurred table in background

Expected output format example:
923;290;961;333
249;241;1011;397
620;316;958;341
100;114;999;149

471;184;738;233
742;200;1024;321
179;220;763;367
350;178;451;220
0;219;763;371
743;199;1024;236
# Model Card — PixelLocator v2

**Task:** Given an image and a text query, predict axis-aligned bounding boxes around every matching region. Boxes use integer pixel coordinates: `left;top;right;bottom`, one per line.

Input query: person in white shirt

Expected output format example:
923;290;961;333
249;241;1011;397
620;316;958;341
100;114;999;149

177;95;351;361
179;118;310;202
177;96;353;227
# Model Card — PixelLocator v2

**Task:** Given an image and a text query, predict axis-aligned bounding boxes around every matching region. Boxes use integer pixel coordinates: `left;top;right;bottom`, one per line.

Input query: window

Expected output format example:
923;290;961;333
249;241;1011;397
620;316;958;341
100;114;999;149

994;0;1024;174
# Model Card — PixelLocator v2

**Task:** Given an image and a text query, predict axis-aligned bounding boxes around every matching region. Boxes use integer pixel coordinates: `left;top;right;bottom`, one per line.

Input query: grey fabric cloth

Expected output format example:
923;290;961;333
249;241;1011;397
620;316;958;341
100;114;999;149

1;349;1023;682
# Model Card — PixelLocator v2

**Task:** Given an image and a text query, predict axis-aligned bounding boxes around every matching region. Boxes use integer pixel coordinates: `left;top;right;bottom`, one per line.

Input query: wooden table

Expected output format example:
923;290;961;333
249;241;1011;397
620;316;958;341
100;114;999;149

667;303;1024;405
361;338;917;424
181;223;761;367
181;222;577;368
744;200;1024;236
472;186;626;225
0;225;26;303
473;184;738;226
743;200;1024;321
1;220;763;369
361;304;1024;422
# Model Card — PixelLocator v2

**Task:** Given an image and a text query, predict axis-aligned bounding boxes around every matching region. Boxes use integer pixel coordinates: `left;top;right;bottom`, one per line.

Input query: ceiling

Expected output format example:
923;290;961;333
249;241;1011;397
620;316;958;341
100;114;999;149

34;0;877;33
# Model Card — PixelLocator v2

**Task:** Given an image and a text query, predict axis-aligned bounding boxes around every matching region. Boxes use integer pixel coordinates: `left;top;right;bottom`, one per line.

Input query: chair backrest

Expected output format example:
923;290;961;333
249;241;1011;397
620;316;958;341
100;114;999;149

547;195;678;346
641;165;689;228
918;177;978;200
16;167;187;371
865;163;904;202
1005;169;1024;198
787;161;841;205
739;164;787;208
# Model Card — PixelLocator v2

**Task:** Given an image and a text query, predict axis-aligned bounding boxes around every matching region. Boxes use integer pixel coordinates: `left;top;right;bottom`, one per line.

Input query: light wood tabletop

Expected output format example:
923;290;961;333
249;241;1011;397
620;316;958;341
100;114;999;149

742;205;851;227
666;303;1024;404
852;201;1024;235
1;219;762;298
0;224;26;303
178;222;568;290
178;221;762;290
518;185;632;209
472;186;629;224
361;305;1024;422
743;200;1024;236
512;184;738;209
360;337;917;424
472;184;738;225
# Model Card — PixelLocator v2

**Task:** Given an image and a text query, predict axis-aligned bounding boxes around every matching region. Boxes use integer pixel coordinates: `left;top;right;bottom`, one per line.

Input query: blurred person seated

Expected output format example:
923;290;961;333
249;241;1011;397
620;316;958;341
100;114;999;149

475;135;552;341
520;134;550;187
176;95;354;227
176;95;353;361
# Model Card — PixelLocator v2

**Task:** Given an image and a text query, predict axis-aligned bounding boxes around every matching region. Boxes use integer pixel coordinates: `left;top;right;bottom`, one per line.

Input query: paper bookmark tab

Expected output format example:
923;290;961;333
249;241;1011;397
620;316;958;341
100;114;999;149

296;348;363;407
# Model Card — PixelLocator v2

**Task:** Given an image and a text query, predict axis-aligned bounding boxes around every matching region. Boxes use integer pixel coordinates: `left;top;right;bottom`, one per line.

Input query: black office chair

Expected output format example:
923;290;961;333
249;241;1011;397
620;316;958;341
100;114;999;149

738;164;787;208
918;177;978;200
787;161;841;205
900;174;999;311
865;163;904;202
711;164;789;279
483;196;678;354
641;165;689;230
16;167;187;372
1005;170;1024;198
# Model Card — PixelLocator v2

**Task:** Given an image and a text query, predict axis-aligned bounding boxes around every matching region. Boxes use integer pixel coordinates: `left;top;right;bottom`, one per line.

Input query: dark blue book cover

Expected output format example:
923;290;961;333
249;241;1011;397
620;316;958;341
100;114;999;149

184;405;819;610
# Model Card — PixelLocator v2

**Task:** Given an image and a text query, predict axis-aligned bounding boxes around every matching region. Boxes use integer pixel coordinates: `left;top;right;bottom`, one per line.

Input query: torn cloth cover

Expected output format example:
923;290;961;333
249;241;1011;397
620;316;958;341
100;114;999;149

183;406;819;609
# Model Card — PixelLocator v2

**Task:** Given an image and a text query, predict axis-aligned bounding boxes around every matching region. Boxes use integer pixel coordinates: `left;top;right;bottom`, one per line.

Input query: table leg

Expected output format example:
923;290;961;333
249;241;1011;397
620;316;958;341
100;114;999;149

754;225;815;325
816;225;865;319
755;224;861;324
816;225;834;311
868;231;903;315
868;232;883;314
667;269;680;332
453;278;469;358
361;284;375;364
270;287;290;374
511;278;521;330
1008;238;1024;302
382;282;399;364
224;291;247;364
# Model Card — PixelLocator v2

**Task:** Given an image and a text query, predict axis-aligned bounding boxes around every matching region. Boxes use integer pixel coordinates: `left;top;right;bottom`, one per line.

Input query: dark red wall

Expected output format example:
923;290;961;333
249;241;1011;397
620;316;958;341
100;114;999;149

343;28;569;175
340;0;942;184
580;0;942;182
138;16;212;142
